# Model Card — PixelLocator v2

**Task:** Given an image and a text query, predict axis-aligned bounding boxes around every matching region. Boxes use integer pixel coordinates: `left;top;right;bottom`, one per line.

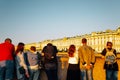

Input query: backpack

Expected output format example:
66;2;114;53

24;52;43;69
105;48;116;64
43;45;56;60
42;45;58;69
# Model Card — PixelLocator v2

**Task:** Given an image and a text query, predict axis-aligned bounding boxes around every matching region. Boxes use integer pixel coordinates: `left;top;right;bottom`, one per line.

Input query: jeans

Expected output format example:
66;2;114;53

81;69;93;80
28;69;40;80
45;69;58;80
0;60;14;80
106;69;118;80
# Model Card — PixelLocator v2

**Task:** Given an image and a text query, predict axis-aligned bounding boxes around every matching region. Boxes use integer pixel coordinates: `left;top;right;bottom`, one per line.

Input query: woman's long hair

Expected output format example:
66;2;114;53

68;44;76;57
15;42;25;55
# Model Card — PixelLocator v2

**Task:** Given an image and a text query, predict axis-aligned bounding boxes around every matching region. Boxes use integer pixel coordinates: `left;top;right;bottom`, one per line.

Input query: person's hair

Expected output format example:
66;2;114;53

82;38;87;43
5;38;12;43
47;43;53;46
15;42;25;54
30;46;36;52
68;44;76;57
107;41;112;46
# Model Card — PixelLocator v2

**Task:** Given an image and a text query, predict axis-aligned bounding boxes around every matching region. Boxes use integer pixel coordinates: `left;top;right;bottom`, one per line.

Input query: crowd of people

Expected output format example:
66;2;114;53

0;38;119;80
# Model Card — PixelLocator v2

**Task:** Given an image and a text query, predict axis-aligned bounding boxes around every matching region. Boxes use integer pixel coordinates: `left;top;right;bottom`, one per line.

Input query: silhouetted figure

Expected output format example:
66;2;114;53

42;43;58;80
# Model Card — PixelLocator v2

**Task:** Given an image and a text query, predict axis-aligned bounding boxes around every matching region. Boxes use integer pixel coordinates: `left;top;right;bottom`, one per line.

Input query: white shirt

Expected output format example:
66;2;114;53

16;52;27;70
68;52;79;64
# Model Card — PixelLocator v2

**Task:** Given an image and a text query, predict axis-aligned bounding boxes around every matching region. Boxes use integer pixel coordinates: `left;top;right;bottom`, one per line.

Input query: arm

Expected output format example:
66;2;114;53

91;48;95;65
42;46;47;53
21;53;29;77
101;48;106;56
101;48;106;59
53;46;58;57
78;47;86;65
113;49;117;56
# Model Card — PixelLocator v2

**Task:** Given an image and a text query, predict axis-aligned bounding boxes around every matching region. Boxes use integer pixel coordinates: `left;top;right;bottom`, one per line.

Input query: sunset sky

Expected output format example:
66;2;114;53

0;0;120;45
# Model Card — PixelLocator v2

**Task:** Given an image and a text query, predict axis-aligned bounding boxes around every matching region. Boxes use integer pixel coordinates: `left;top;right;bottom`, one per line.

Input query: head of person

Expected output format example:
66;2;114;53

16;42;25;54
82;38;87;45
30;46;36;52
47;43;53;46
5;38;12;43
106;41;113;50
68;44;76;57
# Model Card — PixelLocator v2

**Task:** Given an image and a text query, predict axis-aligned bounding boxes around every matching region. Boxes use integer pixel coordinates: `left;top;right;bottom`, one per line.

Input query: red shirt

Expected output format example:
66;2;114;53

0;42;15;61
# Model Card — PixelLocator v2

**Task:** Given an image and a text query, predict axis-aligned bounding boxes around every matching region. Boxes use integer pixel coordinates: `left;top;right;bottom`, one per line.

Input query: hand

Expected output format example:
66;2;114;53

101;56;105;61
86;64;92;70
101;56;105;59
86;65;91;70
25;71;29;78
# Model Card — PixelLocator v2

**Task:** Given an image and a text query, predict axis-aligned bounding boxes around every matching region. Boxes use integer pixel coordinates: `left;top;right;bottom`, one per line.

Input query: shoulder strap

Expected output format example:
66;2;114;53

37;52;42;60
106;48;114;52
36;52;43;67
23;52;29;66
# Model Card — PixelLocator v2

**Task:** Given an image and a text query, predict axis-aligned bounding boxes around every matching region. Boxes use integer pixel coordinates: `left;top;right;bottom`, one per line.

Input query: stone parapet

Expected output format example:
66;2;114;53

40;55;120;80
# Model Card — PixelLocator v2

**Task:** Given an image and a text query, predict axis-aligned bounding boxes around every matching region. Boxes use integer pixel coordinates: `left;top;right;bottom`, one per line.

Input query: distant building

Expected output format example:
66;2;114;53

25;27;120;53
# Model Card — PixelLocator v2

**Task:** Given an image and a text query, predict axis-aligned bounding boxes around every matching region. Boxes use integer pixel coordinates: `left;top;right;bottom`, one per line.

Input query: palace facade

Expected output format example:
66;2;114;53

25;27;120;53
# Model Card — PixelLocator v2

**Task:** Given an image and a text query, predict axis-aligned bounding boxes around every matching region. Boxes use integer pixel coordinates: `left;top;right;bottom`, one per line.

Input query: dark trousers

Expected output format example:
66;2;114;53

0;60;14;80
106;69;118;80
67;64;80;80
45;69;58;80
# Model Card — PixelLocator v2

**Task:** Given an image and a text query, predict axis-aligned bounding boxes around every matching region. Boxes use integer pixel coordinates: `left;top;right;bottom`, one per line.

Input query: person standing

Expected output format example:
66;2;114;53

24;46;41;80
101;41;118;80
78;38;95;80
0;38;15;80
66;44;80;80
42;43;58;80
15;42;29;80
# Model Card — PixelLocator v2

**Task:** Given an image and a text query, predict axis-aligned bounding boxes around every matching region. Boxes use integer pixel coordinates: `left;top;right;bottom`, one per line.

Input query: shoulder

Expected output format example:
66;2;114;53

8;43;15;49
43;46;47;49
78;46;83;50
0;42;5;45
11;43;14;46
102;48;106;51
42;46;47;52
53;45;57;48
87;46;93;49
8;42;14;46
112;48;116;51
112;48;117;54
101;48;107;56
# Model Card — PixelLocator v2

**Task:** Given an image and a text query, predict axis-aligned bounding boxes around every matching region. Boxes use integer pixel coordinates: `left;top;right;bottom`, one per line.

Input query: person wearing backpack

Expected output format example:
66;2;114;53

24;46;42;80
101;41;118;80
42;43;58;80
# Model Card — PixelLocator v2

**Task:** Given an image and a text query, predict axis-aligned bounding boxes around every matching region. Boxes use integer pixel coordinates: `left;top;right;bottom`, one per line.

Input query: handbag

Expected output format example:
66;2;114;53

19;66;25;74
